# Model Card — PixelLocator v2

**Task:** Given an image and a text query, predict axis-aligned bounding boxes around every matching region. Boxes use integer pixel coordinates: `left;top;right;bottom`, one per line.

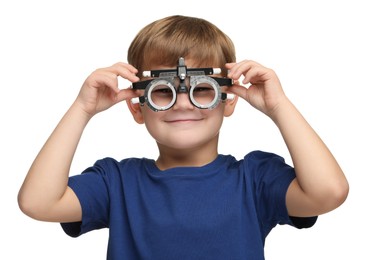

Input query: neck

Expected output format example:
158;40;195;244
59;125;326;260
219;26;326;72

155;138;219;170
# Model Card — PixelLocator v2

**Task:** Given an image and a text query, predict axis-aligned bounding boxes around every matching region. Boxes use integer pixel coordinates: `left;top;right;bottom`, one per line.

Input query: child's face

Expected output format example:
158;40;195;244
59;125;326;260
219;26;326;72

129;60;237;151
142;88;226;150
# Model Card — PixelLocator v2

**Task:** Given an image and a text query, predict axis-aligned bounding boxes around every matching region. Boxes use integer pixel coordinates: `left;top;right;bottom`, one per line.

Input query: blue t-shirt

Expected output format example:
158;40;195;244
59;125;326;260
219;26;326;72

61;151;316;259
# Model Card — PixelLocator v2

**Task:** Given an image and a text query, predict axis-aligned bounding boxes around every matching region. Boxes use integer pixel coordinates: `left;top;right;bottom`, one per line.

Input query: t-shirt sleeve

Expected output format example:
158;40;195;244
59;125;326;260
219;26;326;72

289;216;317;229
60;159;112;237
245;151;317;235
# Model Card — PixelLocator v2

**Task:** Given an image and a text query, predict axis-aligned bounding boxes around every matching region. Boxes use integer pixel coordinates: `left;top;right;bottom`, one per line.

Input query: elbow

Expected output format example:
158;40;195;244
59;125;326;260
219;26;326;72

337;180;350;205
18;191;35;220
326;178;350;211
18;190;46;221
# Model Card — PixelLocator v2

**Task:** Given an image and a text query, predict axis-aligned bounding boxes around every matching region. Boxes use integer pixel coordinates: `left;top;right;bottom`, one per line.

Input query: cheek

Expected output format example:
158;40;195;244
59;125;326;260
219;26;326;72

202;105;226;127
141;108;162;134
142;108;156;125
204;103;226;117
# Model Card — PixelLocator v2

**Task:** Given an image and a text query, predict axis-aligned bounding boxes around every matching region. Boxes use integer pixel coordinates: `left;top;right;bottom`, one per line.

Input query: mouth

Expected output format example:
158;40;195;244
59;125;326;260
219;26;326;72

165;118;203;123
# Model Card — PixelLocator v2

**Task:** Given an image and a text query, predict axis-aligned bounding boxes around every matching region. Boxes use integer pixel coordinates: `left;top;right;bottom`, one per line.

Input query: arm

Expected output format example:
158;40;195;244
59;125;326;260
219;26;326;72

226;60;349;217
18;62;140;222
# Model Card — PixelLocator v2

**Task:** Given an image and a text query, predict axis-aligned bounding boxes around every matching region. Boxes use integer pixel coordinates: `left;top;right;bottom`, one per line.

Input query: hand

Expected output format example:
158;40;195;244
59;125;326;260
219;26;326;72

225;60;287;117
75;62;141;117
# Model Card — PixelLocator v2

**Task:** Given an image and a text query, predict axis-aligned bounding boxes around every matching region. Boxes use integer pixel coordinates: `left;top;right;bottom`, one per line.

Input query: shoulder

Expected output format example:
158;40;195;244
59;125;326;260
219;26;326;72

245;150;286;161
242;150;289;171
241;150;295;184
88;157;152;172
218;151;288;172
72;157;154;184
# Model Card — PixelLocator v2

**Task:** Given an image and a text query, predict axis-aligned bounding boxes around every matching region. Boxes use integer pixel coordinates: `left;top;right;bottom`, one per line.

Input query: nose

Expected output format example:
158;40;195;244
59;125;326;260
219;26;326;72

172;92;194;110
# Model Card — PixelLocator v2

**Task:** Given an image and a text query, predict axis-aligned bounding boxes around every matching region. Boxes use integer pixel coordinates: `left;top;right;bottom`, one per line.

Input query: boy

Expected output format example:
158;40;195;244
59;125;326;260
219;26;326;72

18;15;349;259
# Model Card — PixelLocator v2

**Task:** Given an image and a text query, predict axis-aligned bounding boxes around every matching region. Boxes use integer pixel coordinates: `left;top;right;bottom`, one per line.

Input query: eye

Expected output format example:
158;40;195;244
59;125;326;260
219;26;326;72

151;84;174;98
194;87;212;92
153;88;172;94
151;86;172;96
194;83;213;90
193;84;215;96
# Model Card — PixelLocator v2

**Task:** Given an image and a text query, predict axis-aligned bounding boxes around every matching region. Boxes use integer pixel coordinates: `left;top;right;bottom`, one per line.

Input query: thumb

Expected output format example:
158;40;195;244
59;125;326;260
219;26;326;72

115;89;140;103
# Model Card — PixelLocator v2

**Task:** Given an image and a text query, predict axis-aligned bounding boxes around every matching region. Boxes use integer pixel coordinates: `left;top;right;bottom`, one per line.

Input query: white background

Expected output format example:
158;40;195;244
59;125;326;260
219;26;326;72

1;0;368;259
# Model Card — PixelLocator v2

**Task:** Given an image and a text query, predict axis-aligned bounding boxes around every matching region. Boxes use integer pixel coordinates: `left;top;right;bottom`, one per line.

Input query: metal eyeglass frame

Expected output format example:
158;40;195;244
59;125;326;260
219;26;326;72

131;57;233;112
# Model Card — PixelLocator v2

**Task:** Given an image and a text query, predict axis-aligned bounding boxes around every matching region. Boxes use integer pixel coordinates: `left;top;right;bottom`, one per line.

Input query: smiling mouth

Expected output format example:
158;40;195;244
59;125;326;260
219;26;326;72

165;118;203;123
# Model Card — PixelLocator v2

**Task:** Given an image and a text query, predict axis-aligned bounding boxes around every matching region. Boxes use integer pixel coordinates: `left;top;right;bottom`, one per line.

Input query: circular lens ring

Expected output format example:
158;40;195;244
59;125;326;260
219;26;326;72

145;79;177;111
189;76;221;109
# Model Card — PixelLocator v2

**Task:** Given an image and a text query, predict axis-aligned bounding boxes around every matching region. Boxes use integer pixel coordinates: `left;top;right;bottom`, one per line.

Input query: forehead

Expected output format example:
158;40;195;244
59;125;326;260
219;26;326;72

148;57;216;70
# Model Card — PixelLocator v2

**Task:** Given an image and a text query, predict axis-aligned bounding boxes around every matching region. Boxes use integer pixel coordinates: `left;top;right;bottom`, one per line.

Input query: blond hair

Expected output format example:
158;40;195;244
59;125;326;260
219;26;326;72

128;15;236;77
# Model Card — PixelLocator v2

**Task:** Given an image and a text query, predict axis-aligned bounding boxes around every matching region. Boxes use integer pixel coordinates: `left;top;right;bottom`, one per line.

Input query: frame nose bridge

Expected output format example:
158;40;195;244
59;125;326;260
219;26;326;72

173;89;194;110
176;77;190;93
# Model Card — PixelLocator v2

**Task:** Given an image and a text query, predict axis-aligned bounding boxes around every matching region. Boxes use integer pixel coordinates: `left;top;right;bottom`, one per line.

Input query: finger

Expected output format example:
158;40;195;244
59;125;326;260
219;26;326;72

243;66;276;86
111;62;140;83
93;63;140;93
90;70;121;93
227;60;254;79
226;60;266;85
224;62;236;69
242;66;266;85
228;60;265;79
227;84;249;101
115;88;141;103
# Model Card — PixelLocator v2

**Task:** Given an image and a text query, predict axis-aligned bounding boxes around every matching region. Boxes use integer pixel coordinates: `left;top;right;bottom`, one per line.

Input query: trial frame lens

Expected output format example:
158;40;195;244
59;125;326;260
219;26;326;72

146;78;177;111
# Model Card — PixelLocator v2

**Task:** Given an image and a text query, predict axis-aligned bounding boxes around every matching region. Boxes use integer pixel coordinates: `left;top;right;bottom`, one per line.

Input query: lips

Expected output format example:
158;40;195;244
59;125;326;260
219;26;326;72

165;118;202;123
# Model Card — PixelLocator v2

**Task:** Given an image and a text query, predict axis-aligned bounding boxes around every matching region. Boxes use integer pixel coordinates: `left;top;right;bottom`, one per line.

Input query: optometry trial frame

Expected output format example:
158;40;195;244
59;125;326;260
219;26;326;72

131;57;233;112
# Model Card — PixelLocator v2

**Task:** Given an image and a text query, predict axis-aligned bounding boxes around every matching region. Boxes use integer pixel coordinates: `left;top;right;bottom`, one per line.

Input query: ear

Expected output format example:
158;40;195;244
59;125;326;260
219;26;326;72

126;98;145;124
223;94;238;117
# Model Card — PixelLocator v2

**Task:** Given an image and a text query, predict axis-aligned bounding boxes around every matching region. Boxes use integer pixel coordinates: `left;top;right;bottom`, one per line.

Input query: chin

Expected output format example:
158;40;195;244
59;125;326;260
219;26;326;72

156;133;219;151
158;139;200;150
